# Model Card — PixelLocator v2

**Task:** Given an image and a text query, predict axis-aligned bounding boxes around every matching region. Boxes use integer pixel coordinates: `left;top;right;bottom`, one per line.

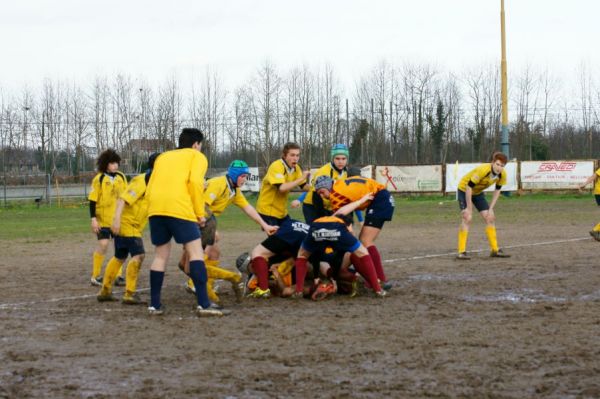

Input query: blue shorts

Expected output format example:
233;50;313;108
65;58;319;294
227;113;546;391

114;236;145;259
149;216;201;246
595;195;600;206
457;190;489;212
364;190;394;228
302;222;361;254
97;227;113;240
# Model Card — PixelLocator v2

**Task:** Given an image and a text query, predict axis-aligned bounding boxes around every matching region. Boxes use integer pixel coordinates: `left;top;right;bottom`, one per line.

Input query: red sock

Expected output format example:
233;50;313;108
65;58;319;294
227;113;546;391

367;245;387;282
351;253;381;292
252;257;269;290
295;257;308;293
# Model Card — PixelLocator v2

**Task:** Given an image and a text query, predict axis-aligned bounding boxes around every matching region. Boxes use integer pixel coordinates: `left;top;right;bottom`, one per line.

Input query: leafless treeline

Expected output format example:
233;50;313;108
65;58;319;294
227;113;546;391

1;60;600;175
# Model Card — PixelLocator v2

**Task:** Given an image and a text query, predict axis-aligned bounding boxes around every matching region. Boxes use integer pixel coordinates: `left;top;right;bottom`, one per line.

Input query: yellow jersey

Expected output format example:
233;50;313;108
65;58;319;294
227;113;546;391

303;163;346;208
146;148;207;222
204;175;249;216
256;158;304;218
118;173;150;237
594;168;600;195
88;171;127;227
330;177;385;211
458;163;507;195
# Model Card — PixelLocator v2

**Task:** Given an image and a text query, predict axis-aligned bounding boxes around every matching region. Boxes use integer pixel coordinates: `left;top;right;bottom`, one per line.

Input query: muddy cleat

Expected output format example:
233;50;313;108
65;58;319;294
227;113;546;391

590;231;600;242
196;303;230;317
247;287;271;299
382;280;393;291
97;292;117;302
350;279;360;298
490;249;511;258
185;281;196;295
90;276;103;287
311;281;337;301
374;289;387;298
147;306;164;316
114;276;126;287
290;291;304;299
232;281;244;303
456;252;471;260
122;293;145;305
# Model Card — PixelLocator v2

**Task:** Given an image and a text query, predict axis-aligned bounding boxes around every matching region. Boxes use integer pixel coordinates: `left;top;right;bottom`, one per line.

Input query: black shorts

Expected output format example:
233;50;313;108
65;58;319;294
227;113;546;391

200;214;217;247
97;227;113;240
595;195;600;206
261;235;296;261
114;236;145;259
258;213;290;227
149;216;201;246
457;189;489;212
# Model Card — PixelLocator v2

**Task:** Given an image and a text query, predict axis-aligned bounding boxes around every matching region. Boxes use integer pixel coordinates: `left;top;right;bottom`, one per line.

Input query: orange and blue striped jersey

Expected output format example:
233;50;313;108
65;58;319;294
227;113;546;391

330;177;385;211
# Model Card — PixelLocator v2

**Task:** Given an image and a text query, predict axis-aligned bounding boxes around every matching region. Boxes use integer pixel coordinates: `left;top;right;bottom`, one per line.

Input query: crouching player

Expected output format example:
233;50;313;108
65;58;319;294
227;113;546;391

294;211;386;298
311;174;394;290
97;153;159;304
456;152;511;259
247;218;311;298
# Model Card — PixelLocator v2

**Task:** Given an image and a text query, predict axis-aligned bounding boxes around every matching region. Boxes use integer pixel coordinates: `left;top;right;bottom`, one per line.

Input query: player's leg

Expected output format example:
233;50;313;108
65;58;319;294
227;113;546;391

91;230;111;285
456;190;472;259
97;239;126;302
122;237;145;304
358;225;387;284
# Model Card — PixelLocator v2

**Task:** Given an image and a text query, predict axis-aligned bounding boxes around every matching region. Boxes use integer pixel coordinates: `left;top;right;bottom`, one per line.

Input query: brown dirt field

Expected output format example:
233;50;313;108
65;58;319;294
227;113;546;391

1;198;600;398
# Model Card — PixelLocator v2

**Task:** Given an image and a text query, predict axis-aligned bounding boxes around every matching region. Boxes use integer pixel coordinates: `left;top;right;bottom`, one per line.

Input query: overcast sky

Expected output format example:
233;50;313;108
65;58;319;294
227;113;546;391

1;0;598;92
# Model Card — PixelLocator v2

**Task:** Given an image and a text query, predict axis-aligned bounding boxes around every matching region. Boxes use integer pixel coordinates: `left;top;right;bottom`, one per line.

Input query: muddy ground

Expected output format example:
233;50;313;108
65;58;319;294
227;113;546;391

1;198;600;398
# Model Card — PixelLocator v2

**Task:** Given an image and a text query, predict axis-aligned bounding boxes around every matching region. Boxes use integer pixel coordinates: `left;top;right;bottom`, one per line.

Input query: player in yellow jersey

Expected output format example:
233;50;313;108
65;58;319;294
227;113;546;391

579;166;600;241
312;175;394;289
145;128;227;317
88;149;127;287
180;160;278;302
292;143;349;224
96;153;159;304
456;152;511;259
256;142;310;226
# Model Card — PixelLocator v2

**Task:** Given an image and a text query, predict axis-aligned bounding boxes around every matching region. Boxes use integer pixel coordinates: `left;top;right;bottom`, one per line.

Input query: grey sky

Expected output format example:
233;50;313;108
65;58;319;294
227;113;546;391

1;0;598;91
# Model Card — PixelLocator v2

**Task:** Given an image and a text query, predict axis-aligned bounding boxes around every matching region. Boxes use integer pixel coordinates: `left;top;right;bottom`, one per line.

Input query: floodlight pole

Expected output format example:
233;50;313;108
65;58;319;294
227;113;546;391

500;0;510;157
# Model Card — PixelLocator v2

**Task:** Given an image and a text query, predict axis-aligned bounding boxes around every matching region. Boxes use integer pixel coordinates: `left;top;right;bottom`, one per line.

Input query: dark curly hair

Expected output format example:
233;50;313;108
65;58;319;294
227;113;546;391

96;149;121;173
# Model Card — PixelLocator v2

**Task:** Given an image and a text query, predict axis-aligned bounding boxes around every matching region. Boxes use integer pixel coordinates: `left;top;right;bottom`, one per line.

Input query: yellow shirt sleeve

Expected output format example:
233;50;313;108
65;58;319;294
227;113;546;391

232;189;250;209
498;170;507;187
188;152;207;219
88;173;102;202
265;161;287;186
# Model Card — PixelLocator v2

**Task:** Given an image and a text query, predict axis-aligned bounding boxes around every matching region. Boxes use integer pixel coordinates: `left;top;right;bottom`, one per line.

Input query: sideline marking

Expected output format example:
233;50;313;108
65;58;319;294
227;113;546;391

0;237;592;310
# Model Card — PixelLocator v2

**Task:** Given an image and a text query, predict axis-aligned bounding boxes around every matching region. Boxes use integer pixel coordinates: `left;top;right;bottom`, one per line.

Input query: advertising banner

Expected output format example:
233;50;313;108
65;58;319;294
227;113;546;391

520;161;593;189
445;162;518;192
375;165;442;192
240;167;260;192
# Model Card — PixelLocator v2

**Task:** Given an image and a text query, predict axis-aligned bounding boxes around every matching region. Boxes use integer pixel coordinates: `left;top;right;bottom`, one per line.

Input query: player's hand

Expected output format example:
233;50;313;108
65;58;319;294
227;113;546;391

264;225;279;236
462;208;473;223
110;220;121;235
197;217;207;228
486;208;496;223
301;170;310;183
91;218;100;234
361;192;375;203
290;199;301;208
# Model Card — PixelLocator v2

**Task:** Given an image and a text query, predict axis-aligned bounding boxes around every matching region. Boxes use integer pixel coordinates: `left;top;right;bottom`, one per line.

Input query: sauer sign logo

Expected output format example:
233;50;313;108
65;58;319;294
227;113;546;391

537;162;577;172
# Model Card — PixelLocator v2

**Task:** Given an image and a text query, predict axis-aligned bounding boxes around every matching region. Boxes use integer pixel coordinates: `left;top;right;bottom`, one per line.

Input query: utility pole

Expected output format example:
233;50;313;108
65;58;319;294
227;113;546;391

500;0;510;157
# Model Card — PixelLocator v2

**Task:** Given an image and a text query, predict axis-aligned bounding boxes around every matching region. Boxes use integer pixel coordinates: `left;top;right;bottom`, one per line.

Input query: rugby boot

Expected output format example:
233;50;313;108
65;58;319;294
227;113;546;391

248;287;271;299
196;303;231;317
456;252;471;260
122;292;145;305
147;306;164;315
490;249;511;258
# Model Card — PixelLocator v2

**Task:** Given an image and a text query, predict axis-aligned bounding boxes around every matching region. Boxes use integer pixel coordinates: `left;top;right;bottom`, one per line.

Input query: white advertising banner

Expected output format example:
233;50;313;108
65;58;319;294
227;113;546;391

240;167;260;192
445;162;518;192
375;165;442;192
520;161;593;189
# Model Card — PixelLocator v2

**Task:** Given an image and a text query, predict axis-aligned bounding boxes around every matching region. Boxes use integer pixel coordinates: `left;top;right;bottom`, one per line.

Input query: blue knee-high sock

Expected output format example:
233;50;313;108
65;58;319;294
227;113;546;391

188;260;210;308
150;270;165;309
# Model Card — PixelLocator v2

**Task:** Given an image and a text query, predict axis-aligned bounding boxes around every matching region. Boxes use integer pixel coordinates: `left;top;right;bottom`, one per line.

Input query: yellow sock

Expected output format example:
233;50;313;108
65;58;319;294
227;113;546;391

593;222;600;232
206;278;219;302
186;277;195;291
117;264;124;279
206;260;241;283
485;225;499;252
458;229;469;253
101;257;124;293
125;259;141;297
92;252;105;279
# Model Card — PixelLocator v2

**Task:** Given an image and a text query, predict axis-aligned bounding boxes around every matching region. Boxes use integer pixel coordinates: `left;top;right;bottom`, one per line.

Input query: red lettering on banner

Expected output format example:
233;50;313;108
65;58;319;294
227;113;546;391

537;162;577;172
